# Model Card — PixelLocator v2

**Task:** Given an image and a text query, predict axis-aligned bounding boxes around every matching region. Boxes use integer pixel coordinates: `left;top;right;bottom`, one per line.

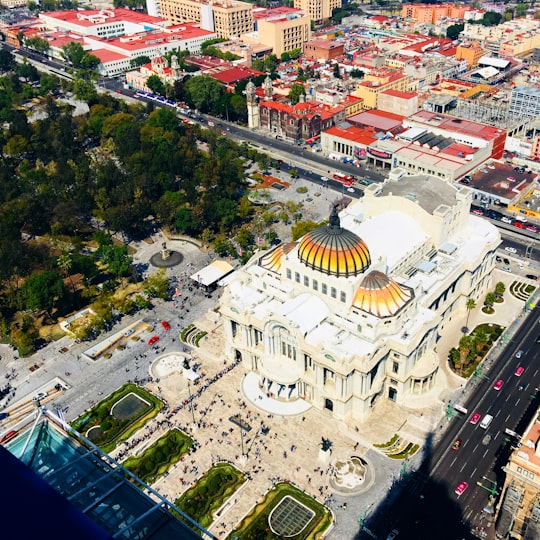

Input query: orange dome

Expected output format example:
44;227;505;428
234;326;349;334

260;242;297;273
298;206;370;277
353;271;412;317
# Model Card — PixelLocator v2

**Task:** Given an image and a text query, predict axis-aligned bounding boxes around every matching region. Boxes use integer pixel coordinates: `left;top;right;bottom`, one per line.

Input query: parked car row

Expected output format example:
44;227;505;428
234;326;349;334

471;205;538;232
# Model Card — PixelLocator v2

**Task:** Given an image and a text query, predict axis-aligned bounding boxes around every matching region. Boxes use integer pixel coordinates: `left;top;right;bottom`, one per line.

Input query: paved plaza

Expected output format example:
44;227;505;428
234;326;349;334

0;179;539;538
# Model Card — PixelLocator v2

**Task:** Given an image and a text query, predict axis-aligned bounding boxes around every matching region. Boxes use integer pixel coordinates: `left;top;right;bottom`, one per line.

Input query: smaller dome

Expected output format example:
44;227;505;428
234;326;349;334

259;242;297;273
353;271;412;318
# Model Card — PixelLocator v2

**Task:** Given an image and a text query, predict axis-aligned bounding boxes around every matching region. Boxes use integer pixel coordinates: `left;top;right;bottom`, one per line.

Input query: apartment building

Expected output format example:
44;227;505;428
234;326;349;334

353;67;411;110
254;7;310;57
401;3;468;24
158;0;254;38
455;41;485;68
293;0;341;23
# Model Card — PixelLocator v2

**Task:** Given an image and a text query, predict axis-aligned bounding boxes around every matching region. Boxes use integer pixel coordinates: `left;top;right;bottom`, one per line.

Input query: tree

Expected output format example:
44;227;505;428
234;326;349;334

291;220;319;240
146;74;165;96
100;244;132;279
289;82;306;105
333;63;341;79
185;75;224;113
464;298;476;330
24;36;50;56
446;23;464;40
458;334;475;371
21;270;65;317
495;281;506;299
481;11;502;26
61;42;87;68
0;49;16;72
57;253;76;294
485;292;496;310
143;268;170;299
130;55;152;68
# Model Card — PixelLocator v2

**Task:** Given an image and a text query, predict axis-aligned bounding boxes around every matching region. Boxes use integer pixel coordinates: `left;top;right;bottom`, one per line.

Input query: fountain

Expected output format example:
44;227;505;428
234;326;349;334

149;241;183;268
330;456;372;494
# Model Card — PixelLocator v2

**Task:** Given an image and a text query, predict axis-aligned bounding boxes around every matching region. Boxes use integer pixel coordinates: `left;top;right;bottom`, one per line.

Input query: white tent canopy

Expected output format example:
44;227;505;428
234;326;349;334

190;260;234;288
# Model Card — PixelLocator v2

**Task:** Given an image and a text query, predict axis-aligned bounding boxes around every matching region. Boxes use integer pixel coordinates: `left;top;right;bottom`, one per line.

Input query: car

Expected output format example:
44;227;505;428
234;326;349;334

148;335;160;346
526;274;538;280
482;433;492;445
536;335;540;344
496;256;502;263
470;412;481;425
503;258;510;265
505;246;517;253
124;329;135;337
261;171;271;176
347;187;355;193
455;481;469;496
321;176;330;182
516;350;523;359
33;392;47;401
515;366;524;376
386;530;399;540
161;321;171;331
472;208;483;215
494;379;504;391
501;217;513;224
0;430;18;444
115;89;121;94
502;266;512;273
513;221;525;229
526;225;538;233
0;412;9;420
451;439;462;451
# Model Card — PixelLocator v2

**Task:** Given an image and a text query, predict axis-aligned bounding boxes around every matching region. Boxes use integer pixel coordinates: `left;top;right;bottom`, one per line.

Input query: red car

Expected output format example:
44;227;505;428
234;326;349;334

1;430;18;444
455;481;469;496
494;379;504;391
470;412;481;425
515;366;524;377
161;321;171;331
148;336;159;346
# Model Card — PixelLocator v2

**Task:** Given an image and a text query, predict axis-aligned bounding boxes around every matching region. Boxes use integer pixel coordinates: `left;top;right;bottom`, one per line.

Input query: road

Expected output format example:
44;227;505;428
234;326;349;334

360;309;540;540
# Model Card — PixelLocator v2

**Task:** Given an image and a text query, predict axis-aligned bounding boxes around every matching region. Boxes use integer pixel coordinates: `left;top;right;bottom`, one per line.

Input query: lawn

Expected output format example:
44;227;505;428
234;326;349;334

122;428;193;485
174;462;245;531
229;482;332;540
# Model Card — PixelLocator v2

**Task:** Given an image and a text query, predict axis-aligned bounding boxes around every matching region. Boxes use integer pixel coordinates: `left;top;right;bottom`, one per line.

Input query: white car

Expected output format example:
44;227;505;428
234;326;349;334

347;187;355;193
504;246;517;253
33;392;47;401
501;217;512;224
321;176;330;182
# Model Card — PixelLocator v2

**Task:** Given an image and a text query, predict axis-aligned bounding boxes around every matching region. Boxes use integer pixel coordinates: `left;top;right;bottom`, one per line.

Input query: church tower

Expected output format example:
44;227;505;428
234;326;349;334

244;81;259;129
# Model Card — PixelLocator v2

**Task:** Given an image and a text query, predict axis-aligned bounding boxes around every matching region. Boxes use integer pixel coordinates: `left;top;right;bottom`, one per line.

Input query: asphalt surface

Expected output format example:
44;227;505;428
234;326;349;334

358;308;540;540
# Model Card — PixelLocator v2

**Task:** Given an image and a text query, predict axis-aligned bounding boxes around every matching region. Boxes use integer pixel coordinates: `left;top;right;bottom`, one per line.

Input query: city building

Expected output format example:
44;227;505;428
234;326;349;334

258;98;345;140
509;86;540;118
353;68;411;110
304;38;345;61
495;409;540;539
320;122;378;161
252;6;310;57
293;0;341;23
377;89;419;117
157;0;254;39
455;41;486;68
401;3;468;24
218;179;499;424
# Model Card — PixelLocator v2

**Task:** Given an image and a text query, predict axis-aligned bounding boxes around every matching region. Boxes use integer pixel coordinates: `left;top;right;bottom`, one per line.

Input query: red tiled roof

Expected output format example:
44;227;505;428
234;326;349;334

324;125;377;145
211;66;263;84
381;89;417;99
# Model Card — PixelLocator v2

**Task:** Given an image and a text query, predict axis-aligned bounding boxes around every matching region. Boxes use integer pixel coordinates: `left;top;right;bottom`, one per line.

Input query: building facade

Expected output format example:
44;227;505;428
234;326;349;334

219;181;499;424
158;0;254;38
256;8;310;56
496;410;540;539
509;86;540;118
293;0;341;23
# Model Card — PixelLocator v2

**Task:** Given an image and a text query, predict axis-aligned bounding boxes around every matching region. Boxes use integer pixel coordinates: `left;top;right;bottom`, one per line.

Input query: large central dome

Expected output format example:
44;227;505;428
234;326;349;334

298;206;371;277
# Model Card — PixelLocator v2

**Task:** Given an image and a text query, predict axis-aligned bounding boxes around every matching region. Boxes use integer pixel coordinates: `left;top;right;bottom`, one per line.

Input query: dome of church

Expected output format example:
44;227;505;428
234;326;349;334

260;242;297;273
353;271;412;317
298;206;370;277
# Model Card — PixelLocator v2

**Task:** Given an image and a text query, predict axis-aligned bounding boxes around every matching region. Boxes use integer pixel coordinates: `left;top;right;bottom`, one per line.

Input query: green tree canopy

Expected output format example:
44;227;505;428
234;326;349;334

146;74;165;96
289;82;306;105
446;23;464;40
184;75;224;113
21;270;65;315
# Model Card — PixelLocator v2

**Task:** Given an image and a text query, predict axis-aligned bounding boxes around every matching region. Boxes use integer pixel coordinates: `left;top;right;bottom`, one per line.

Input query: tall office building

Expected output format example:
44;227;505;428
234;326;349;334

157;0;253;39
293;0;341;23
509;86;540;118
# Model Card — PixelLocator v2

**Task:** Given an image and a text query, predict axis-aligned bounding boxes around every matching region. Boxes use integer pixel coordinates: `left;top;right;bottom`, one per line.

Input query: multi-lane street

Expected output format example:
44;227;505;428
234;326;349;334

361;308;540;540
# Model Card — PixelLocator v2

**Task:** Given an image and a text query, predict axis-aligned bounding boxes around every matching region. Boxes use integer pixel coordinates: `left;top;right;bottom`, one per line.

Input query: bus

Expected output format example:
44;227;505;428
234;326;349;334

333;172;355;186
